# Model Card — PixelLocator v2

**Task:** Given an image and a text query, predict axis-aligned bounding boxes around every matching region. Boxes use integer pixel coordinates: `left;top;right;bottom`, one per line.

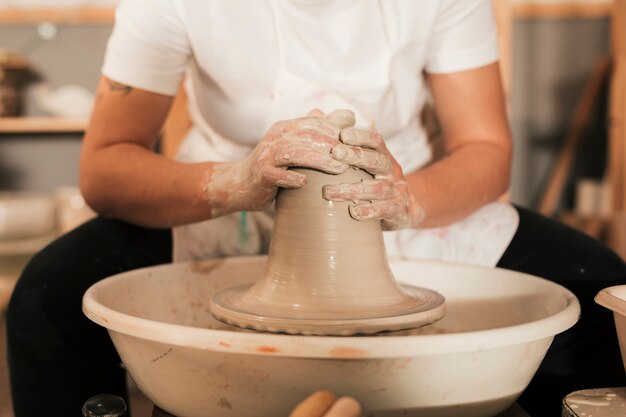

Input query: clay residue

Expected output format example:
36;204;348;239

150;347;173;363
218;341;231;348
567;393;615;406
190;259;224;274
208;364;232;389
330;346;368;358
256;346;280;353
378;357;411;375
217;397;232;409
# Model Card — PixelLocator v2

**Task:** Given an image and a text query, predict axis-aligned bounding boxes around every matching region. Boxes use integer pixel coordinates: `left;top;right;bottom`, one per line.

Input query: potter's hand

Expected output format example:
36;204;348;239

323;128;425;230
289;391;361;417
204;110;356;217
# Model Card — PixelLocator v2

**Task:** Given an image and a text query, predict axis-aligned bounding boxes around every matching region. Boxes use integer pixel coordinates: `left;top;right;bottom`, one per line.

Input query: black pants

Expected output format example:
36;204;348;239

6;206;626;417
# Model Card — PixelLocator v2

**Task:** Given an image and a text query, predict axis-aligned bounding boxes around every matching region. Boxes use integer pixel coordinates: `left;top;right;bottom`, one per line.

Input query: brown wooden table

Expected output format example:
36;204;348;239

151;402;532;417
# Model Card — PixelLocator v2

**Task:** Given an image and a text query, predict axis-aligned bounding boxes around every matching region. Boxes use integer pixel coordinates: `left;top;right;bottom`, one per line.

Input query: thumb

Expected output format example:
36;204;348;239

307;108;325;117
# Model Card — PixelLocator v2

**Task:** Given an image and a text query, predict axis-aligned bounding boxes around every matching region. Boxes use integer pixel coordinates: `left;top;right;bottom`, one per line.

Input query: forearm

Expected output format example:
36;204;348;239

407;140;511;228
80;76;223;228
413;64;513;228
80;144;214;228
80;108;356;229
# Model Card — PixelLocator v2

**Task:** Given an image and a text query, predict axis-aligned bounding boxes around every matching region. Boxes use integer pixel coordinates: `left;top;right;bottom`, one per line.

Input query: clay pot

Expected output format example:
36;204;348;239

210;168;445;335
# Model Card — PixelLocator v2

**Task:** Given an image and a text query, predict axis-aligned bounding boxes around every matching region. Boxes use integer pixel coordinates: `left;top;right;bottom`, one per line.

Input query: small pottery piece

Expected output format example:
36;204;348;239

210;168;445;335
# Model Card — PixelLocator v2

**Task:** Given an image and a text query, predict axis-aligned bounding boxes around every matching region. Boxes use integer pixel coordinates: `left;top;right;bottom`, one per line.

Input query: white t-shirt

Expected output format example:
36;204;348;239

102;0;519;266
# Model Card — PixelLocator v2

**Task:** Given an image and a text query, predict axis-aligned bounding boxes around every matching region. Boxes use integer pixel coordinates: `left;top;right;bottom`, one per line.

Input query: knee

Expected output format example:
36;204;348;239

7;251;66;355
6;233;96;357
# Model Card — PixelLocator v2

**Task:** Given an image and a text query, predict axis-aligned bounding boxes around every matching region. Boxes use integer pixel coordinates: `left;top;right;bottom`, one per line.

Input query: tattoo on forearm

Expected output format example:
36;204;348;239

106;79;133;96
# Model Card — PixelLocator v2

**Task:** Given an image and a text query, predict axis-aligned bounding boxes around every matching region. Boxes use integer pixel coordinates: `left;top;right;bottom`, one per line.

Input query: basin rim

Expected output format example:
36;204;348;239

82;256;580;359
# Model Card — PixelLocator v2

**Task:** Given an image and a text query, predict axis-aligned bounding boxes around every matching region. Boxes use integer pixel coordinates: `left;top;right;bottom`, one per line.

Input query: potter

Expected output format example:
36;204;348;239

8;1;626;417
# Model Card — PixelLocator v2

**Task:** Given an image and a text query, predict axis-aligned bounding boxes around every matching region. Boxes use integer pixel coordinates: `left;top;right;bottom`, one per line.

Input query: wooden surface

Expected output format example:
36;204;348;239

512;1;612;19
0;6;114;24
494;0;514;108
161;84;191;159
538;57;611;216
0;2;611;26
152;403;531;417
0;117;88;134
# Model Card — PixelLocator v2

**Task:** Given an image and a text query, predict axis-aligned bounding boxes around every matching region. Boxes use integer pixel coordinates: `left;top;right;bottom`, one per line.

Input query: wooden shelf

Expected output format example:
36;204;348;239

512;2;612;19
0;3;612;25
0;117;88;134
0;7;115;25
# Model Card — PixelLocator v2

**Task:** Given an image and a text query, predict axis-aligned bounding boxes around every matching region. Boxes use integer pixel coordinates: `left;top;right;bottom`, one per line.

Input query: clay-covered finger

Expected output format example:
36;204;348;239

325;109;356;129
323;397;362;417
322;179;398;201
289;391;337;417
261;166;306;188
331;144;392;176
307;108;325;117
295;119;340;137
340;127;383;149
349;200;405;222
276;130;346;168
272;118;338;138
274;143;347;174
285;129;343;148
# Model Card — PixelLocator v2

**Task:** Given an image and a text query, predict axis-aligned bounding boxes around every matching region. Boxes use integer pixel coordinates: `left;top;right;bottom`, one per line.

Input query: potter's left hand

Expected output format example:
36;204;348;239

323;128;425;230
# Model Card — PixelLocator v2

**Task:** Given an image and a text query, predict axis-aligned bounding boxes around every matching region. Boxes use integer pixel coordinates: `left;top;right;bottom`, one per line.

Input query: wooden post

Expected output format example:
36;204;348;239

493;0;513;109
160;84;191;159
512;2;612;19
609;0;626;212
538;57;611;216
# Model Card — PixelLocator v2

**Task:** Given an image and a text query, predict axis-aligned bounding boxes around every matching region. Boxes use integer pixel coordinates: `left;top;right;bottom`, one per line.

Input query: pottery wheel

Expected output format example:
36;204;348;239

211;283;445;335
210;168;446;335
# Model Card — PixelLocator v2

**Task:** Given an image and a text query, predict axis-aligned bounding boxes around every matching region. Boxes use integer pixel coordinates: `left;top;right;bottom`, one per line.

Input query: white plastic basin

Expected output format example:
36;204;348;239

83;256;579;417
596;285;626;372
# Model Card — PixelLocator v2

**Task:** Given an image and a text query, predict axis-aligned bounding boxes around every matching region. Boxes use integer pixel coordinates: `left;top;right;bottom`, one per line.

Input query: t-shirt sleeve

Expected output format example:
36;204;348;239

102;0;191;96
425;0;499;74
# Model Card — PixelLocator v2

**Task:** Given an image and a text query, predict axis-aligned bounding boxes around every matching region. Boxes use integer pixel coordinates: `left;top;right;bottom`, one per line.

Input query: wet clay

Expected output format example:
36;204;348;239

210;168;445;335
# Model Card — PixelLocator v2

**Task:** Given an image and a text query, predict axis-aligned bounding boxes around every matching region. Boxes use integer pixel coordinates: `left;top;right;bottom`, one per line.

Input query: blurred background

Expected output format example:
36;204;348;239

0;0;614;202
0;0;623;416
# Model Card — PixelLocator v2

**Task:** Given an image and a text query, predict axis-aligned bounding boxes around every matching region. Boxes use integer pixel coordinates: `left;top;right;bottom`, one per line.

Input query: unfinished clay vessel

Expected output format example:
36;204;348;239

210;168;445;335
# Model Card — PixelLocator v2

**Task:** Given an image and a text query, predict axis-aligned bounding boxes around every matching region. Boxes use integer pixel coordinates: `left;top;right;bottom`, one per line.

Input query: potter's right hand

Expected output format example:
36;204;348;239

289;391;362;417
203;110;356;217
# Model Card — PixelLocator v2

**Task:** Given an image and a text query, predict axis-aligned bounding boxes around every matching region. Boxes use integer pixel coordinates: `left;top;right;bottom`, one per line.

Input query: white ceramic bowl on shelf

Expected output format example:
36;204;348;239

83;256;579;417
0;192;56;241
